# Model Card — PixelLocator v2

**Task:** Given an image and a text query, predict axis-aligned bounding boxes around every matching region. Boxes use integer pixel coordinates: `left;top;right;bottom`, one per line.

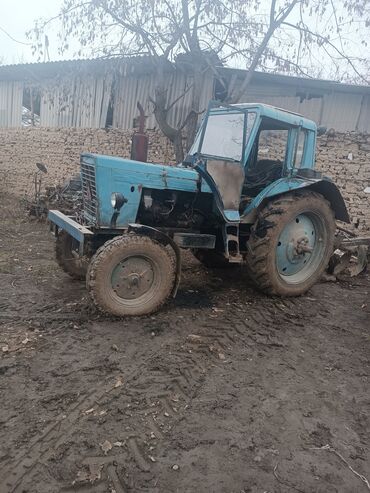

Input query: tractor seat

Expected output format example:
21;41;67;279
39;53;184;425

243;159;283;196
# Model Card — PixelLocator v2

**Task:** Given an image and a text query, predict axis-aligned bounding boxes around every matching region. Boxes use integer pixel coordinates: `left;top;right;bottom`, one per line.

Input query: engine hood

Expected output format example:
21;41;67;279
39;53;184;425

81;153;211;228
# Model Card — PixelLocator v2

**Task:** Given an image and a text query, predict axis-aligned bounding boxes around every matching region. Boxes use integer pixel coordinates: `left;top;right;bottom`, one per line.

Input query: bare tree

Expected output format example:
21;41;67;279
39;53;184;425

30;0;369;162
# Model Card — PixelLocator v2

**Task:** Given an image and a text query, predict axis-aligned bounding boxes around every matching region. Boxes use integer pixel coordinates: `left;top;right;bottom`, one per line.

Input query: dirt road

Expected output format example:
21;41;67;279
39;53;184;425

0;193;369;493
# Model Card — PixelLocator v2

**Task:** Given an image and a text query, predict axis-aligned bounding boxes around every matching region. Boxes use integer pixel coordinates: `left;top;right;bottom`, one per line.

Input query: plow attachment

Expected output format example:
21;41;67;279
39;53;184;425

329;227;370;277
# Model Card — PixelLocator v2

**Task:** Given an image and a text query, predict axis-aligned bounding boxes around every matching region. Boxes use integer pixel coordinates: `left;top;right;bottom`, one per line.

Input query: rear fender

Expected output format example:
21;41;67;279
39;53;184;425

241;177;350;223
306;180;349;222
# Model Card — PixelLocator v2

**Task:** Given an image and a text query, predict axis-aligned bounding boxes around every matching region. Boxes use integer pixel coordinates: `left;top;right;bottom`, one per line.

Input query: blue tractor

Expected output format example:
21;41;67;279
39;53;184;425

48;103;349;316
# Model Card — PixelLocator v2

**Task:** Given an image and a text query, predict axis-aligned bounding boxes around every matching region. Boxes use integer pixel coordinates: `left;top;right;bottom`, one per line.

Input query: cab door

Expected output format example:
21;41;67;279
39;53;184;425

193;108;256;222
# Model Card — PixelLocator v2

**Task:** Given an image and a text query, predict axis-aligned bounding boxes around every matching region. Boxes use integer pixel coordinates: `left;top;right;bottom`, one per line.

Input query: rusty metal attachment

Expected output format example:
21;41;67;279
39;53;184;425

329;225;370;277
130;102;149;162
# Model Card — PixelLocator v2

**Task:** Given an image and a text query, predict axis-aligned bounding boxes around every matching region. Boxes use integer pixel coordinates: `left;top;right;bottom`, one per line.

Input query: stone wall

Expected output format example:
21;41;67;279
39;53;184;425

316;132;370;231
0;127;175;196
0;127;369;231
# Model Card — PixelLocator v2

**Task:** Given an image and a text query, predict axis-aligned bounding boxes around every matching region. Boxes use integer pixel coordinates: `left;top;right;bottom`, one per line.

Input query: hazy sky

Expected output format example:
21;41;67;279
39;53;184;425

0;0;367;83
0;0;61;63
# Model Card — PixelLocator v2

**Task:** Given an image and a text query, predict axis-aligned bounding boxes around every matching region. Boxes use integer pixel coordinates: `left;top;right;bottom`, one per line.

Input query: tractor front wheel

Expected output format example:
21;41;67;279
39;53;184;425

56;231;87;280
86;235;175;316
246;191;335;296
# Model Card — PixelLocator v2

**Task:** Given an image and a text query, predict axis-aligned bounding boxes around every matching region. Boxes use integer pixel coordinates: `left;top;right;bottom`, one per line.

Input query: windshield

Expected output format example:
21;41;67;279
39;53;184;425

190;111;256;161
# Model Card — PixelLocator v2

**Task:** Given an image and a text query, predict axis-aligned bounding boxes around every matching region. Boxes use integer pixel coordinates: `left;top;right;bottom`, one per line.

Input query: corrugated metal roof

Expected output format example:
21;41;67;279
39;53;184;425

219;66;370;95
0;57;158;82
0;57;369;94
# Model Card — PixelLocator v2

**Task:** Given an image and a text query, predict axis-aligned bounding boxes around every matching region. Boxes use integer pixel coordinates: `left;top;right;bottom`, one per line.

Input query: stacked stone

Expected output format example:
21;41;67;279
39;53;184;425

0;127;175;197
0;127;369;231
316;132;370;231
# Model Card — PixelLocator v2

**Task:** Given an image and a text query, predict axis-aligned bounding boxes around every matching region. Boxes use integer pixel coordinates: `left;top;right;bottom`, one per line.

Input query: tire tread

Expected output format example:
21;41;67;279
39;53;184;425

246;191;335;296
86;234;175;316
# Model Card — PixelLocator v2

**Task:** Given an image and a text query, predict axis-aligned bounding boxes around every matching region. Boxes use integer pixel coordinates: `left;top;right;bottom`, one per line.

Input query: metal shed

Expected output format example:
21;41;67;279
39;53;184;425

0;58;368;132
224;68;370;132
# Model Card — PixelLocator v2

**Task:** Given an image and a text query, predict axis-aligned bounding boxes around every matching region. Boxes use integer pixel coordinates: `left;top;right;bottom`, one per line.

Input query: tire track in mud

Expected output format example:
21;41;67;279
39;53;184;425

1;295;316;492
2;386;104;491
109;300;303;492
0;350;156;493
122;296;321;492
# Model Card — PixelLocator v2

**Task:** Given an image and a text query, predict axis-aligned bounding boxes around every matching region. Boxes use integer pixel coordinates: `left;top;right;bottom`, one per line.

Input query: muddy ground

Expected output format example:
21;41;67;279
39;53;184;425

0;192;369;493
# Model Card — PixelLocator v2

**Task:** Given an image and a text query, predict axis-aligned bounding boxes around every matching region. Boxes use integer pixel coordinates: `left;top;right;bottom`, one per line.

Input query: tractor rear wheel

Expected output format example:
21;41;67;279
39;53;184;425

86;235;175;316
56;231;87;280
246;191;335;296
192;249;231;268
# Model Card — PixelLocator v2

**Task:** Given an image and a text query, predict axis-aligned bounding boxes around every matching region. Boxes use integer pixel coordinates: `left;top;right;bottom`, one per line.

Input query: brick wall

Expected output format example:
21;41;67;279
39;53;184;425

0;127;369;231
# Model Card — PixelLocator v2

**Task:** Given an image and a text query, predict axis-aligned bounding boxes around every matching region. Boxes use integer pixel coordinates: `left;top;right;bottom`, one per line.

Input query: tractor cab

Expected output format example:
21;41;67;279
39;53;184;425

187;102;318;221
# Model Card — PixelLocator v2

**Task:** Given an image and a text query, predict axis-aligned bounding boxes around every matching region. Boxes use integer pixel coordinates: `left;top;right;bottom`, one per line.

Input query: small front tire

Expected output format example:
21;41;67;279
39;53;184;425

56;231;87;280
86;235;175;316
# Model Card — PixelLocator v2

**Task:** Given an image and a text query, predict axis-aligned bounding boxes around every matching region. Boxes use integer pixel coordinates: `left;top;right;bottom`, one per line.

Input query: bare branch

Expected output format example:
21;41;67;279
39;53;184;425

0;25;32;45
178;108;204;131
282;21;370;84
97;1;159;58
166;82;194;112
229;0;301;102
270;0;277;27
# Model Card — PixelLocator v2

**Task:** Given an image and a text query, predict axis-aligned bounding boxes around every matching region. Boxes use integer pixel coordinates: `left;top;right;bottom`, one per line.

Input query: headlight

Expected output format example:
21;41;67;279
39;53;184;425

111;192;118;208
111;192;126;210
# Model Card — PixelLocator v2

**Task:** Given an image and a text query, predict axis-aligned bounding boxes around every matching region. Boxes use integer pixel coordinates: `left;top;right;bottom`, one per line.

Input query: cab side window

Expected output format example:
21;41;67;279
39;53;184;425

294;130;307;167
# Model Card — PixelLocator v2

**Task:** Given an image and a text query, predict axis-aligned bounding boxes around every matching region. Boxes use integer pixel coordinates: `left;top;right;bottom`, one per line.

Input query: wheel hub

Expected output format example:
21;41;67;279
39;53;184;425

286;235;313;263
295;236;313;255
111;256;155;300
126;273;140;286
277;213;321;277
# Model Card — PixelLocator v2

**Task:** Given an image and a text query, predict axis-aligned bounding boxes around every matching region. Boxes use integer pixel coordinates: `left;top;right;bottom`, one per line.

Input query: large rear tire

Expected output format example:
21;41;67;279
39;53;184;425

246;191;335;296
86;235;175;316
56;231;87;280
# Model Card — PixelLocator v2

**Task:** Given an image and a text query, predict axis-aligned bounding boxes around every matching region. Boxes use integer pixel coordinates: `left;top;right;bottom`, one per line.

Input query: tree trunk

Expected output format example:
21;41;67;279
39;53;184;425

152;62;184;163
185;68;202;152
173;133;184;163
151;61;205;163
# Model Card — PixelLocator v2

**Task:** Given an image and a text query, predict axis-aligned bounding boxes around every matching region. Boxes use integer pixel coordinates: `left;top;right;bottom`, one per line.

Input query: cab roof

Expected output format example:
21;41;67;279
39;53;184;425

214;102;317;131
